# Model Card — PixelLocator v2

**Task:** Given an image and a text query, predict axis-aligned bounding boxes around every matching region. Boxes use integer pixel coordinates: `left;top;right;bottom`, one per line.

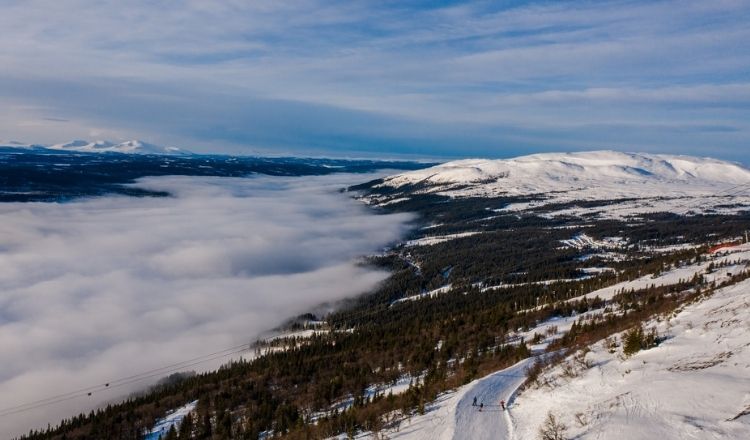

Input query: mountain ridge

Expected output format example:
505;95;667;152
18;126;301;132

0;139;191;155
364;150;750;220
380;151;750;190
49;139;191;155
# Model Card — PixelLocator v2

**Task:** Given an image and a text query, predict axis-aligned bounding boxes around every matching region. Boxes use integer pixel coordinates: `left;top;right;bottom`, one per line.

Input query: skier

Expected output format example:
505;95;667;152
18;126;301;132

500;399;505;410
479;402;484;412
472;396;477;407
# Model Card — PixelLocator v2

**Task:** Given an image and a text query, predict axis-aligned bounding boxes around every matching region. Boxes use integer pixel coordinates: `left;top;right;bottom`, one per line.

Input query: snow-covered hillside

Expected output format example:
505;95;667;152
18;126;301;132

48;139;191;155
371;151;750;219
513;278;750;439
328;244;750;440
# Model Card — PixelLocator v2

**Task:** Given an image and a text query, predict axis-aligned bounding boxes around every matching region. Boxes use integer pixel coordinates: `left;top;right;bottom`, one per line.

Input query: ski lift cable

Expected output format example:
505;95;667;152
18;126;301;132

0;343;251;418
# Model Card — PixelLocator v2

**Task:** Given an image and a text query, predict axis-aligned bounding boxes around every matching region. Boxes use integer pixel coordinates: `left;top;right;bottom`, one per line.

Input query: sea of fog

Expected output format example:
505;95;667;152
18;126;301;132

0;172;414;437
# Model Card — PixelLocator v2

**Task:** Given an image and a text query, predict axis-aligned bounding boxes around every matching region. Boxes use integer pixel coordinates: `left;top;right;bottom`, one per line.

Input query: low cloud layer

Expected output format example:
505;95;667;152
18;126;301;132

0;173;413;437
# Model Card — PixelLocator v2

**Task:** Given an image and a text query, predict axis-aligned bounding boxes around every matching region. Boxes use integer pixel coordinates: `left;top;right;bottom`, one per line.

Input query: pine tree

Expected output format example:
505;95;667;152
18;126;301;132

623;324;644;356
179;413;193;439
200;412;212;439
164;426;178;440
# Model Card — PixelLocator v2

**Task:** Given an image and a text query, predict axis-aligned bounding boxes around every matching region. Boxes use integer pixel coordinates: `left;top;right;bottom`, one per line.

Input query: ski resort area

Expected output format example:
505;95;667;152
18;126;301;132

321;244;750;440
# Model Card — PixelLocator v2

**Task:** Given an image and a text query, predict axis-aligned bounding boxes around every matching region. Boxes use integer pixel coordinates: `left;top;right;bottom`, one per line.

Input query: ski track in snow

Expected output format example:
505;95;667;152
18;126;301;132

453;358;533;440
331;358;534;440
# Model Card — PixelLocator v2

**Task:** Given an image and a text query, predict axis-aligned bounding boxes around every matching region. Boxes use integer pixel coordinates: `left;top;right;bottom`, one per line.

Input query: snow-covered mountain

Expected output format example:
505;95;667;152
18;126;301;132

368;151;750;219
381;151;750;190
0;140;47;150
48;139;191;155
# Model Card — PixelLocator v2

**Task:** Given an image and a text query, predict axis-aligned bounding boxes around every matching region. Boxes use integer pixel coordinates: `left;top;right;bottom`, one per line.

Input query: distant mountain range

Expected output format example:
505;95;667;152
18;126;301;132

0;139;191;155
361;151;750;219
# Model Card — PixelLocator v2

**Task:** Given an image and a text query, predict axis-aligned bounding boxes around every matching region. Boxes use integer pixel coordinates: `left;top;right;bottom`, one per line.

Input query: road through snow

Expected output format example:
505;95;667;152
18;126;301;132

453;358;534;440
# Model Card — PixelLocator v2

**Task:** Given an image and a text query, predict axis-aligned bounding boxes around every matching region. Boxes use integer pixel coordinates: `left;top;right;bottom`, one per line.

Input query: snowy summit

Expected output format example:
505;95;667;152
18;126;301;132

48;140;191;155
382;151;750;190
371;151;750;219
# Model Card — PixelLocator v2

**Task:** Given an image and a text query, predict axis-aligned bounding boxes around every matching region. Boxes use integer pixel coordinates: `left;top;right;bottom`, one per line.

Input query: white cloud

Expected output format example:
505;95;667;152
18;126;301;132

0;173;413;437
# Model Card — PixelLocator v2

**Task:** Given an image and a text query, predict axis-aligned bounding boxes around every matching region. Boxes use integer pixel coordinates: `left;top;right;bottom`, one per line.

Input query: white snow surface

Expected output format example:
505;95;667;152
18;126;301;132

48;139;191;155
452;359;534;440
377;151;750;218
559;233;626;250
144;400;198;440
513;277;750;440
406;232;481;247
392;284;454;304
570;243;750;304
329;358;533;440
383;151;750;189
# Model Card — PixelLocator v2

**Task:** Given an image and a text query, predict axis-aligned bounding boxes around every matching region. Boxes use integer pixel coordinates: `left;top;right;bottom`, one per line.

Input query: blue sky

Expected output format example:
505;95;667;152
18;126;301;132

0;0;748;161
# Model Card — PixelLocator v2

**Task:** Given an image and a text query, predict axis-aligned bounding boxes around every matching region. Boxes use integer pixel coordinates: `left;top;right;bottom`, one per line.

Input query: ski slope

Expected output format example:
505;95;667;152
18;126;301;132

512;277;750;440
452;359;533;440
332;244;750;440
144;400;198;440
330;358;534;440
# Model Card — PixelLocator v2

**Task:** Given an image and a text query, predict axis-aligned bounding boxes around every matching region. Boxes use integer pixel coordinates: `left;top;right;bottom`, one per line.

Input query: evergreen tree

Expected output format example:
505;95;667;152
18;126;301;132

179;413;193;439
623;325;644;356
164;426;178;440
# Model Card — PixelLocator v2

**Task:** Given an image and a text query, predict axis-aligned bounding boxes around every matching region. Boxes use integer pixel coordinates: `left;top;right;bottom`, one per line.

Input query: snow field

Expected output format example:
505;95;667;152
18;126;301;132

570;243;750;304
512;276;750;440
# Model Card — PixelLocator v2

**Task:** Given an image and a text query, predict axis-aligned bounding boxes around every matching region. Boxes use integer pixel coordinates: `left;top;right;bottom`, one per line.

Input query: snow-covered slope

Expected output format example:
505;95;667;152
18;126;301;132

513;277;750;440
144;400;198;440
329;245;750;440
48;139;191;155
373;151;750;219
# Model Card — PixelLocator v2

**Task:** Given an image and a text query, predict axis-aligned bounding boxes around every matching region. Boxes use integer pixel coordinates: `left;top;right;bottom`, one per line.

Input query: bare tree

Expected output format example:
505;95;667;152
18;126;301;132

538;411;568;440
